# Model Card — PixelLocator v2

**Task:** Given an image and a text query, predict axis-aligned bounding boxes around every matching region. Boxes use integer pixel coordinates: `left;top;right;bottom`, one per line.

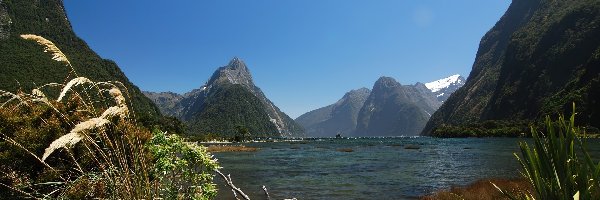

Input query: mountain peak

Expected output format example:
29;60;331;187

374;76;401;89
227;57;247;70
208;57;254;86
147;58;304;137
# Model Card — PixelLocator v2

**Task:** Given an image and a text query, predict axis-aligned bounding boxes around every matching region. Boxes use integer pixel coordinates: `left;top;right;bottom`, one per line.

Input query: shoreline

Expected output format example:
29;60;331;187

421;178;531;200
205;144;259;152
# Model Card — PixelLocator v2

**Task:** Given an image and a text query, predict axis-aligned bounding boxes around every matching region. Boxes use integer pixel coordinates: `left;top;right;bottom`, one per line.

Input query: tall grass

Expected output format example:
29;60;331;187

495;103;600;200
0;34;219;199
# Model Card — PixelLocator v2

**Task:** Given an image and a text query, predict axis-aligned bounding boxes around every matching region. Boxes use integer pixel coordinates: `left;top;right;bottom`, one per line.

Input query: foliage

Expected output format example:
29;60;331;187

232;126;251;142
496;104;600;199
148;130;219;200
0;77;155;199
432;120;531;137
0;34;219;199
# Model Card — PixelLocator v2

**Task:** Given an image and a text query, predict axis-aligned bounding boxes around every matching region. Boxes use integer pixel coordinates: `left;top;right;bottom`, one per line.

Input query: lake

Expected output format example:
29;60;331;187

212;137;600;199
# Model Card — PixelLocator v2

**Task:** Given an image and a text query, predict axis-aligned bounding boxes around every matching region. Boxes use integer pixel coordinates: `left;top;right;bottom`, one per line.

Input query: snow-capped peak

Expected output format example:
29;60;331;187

425;74;463;93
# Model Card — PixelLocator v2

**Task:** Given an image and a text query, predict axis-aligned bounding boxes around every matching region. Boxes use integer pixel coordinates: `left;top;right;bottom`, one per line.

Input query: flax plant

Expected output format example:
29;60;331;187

495;103;600;200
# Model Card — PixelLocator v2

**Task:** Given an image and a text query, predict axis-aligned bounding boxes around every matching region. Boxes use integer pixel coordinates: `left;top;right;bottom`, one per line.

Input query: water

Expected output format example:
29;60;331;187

212;137;600;199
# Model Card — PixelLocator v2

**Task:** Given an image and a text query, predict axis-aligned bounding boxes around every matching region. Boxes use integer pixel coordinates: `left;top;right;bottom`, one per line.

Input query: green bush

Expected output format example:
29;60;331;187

148;130;219;199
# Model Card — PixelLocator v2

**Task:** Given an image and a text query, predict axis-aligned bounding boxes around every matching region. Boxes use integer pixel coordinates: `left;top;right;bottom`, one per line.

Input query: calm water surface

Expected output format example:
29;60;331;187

212;137;600;199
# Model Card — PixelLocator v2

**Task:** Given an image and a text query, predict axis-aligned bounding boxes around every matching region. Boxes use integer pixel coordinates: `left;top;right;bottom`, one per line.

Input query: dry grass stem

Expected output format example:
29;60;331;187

0;90;26;108
0;134;65;181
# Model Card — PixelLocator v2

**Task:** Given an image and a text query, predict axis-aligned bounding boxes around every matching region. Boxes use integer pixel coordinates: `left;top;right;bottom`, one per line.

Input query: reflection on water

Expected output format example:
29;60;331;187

212;137;600;199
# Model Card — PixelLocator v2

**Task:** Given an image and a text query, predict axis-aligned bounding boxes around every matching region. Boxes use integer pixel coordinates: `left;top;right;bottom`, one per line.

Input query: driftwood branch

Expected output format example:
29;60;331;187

215;169;251;200
262;185;271;200
232;189;240;200
216;169;297;200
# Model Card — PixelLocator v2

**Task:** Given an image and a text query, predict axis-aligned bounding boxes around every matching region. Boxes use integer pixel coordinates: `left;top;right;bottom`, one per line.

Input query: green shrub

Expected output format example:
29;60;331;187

148;130;219;199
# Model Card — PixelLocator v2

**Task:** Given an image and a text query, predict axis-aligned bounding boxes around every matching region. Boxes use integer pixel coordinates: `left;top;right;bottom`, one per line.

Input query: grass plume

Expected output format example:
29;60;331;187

42;117;110;161
57;77;92;102
20;34;71;67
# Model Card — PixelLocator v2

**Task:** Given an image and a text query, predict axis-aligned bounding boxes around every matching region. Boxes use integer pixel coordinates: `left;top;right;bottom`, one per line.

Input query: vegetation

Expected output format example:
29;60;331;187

0;0;162;122
0;35;219;199
431;120;531;137
495;104;600;199
148;130;219;199
186;84;281;139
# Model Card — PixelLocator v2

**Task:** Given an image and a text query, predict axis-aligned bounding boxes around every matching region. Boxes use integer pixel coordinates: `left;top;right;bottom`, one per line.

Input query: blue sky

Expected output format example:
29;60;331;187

63;1;511;118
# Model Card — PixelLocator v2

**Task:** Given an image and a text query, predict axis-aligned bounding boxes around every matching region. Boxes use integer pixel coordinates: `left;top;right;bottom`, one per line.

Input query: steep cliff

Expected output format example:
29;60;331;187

423;0;600;136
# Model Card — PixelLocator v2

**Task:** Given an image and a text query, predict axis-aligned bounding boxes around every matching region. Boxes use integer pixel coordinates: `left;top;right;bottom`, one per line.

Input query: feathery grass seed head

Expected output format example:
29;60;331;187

108;88;126;108
58;77;93;102
42;118;110;161
100;106;128;119
31;89;46;100
20;34;71;66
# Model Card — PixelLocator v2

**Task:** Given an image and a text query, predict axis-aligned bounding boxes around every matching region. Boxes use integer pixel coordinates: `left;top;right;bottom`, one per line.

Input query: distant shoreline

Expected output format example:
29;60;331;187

205;145;259;152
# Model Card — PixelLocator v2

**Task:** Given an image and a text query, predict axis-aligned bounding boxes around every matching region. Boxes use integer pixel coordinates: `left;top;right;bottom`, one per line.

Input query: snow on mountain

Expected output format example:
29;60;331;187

425;74;465;102
425;74;462;92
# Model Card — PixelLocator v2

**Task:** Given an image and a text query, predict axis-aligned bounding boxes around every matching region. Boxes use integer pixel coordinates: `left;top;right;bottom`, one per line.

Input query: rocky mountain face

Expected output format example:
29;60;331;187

422;0;600;136
145;58;304;138
295;88;370;137
0;0;161;120
141;91;183;116
425;75;466;102
0;1;11;40
354;77;441;136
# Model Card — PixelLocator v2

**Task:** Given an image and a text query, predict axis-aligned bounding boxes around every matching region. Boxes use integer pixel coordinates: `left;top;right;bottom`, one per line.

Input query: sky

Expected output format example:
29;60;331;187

63;1;511;119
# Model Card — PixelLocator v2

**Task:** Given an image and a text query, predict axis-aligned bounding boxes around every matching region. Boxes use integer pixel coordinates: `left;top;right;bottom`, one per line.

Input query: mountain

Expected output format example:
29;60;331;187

141;91;183;116
425;74;466;102
0;0;161;120
422;0;600;136
295;88;370;137
295;75;463;137
145;58;304;138
354;77;441;136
